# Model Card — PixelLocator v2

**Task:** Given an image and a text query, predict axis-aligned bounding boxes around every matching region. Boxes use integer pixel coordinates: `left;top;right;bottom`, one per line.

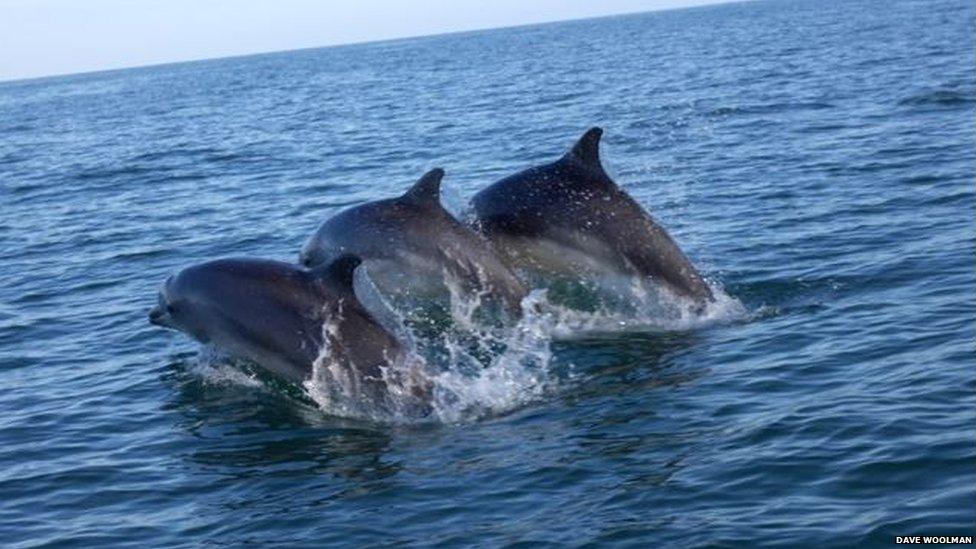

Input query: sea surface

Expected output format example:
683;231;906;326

1;0;974;546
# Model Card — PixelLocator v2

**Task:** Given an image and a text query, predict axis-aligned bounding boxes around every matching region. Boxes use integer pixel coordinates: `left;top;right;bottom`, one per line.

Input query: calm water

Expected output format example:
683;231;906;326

1;0;974;546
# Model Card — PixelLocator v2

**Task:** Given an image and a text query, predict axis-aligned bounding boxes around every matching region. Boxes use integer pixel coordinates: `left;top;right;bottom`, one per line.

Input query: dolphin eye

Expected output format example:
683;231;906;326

166;304;176;314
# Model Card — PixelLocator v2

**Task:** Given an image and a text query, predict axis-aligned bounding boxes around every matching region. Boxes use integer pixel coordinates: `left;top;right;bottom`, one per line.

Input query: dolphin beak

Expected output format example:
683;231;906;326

298;249;316;268
148;305;171;328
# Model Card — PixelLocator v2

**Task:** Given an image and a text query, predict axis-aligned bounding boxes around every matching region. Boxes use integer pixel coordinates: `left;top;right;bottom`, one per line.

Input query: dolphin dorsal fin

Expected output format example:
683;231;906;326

401;168;445;206
317;254;362;291
564;127;604;168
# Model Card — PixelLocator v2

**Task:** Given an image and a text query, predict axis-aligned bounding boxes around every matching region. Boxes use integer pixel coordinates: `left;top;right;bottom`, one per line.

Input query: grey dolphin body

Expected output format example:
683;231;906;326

299;169;526;314
148;256;429;416
471;128;714;305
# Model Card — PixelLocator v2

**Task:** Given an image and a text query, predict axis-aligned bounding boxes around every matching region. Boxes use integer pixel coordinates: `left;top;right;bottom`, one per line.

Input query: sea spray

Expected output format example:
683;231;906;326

191;346;265;389
299;272;745;423
303;298;432;422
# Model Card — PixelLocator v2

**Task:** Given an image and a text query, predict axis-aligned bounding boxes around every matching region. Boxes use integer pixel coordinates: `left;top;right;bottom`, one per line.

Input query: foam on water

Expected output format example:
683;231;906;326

191;346;266;389
541;279;748;338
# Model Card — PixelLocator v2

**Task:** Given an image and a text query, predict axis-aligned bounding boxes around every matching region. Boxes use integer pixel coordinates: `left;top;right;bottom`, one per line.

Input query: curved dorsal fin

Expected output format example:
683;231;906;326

563;127;603;168
316;253;362;291
401;168;444;206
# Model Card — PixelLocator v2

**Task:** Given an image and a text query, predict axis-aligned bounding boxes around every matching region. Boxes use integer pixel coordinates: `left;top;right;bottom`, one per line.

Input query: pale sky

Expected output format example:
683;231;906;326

0;0;731;82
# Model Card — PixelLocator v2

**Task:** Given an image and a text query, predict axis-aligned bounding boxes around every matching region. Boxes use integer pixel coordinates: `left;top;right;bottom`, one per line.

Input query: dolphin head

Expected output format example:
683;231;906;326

147;259;339;383
297;202;392;269
298;168;447;270
147;268;229;344
298;237;327;268
151;259;322;343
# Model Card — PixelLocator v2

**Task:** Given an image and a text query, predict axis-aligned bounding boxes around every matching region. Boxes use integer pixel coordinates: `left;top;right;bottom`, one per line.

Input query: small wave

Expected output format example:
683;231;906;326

73;164;162;182
707;101;835;117
130;147;221;163
0;123;34;134
110;247;171;261
897;89;975;108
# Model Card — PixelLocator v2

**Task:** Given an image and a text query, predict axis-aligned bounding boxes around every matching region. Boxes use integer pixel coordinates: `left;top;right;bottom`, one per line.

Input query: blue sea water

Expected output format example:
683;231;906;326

1;0;974;546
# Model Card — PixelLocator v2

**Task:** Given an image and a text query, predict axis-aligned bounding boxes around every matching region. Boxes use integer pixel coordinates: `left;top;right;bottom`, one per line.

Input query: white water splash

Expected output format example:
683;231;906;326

427;289;556;423
191;346;266;388
302;299;432;423
541;277;748;338
296;271;746;424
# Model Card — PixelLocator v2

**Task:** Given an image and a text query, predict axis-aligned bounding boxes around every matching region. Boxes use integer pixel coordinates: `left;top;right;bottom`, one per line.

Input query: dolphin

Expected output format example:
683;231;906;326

299;168;526;315
148;255;430;417
471;127;714;305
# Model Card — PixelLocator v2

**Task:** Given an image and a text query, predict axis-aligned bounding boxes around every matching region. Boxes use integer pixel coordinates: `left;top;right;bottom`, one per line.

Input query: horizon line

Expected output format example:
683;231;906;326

0;0;742;85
